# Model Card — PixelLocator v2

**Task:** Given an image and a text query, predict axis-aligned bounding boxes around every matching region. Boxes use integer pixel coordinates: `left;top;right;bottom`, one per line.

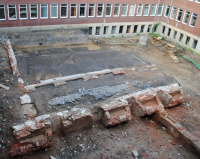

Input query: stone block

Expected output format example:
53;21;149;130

9;130;52;158
139;35;147;46
155;84;183;108
101;100;132;127
21;104;37;119
62;109;93;134
20;94;31;104
132;89;165;117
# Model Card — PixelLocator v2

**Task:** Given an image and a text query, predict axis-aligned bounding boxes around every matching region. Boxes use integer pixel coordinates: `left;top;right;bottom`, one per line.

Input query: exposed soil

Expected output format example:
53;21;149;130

0;31;200;159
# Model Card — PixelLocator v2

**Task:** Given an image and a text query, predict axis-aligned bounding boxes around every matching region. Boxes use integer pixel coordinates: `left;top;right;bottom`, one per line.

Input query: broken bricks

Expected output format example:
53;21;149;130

101;99;132;127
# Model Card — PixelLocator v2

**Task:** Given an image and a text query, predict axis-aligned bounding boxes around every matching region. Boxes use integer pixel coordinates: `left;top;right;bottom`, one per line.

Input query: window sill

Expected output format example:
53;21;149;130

182;22;188;25
150;15;156;16
189;25;194;28
30;18;38;19
51;17;58;19
0;19;6;21
143;15;149;16
8;18;17;20
129;15;135;17
41;17;48;19
79;16;86;18
70;16;77;18
121;15;127;17
61;17;68;18
88;16;95;17
136;15;142;16
105;15;111;17
97;16;103;17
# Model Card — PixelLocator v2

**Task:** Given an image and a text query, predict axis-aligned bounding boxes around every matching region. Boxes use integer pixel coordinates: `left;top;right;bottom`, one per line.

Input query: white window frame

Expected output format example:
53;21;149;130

30;4;38;19
164;5;170;17
176;9;183;22
182;11;190;25
50;4;58;18
88;4;95;17
129;4;136;16
150;4;157;16
8;4;17;20
40;4;48;19
19;4;27;20
113;4;120;17
105;4;112;17
136;4;143;16
170;6;176;20
143;4;150;16
70;4;77;18
184;36;191;46
157;4;164;16
97;4;104;17
60;4;68;18
189;13;197;27
172;30;177;40
121;4;128;16
95;26;101;36
79;4;86;17
195;0;200;3
178;33;184;43
0;5;6;20
191;39;198;49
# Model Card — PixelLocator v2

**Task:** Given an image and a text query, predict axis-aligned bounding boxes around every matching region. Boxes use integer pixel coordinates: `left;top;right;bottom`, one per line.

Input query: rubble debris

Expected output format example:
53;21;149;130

20;94;31;104
18;78;24;84
0;83;10;90
24;68;125;92
101;99;132;127
151;37;162;46
139;35;147;46
165;44;177;53
21;104;37;119
132;150;139;159
9;130;52;158
62;109;93;134
128;38;137;43
5;39;20;76
49;84;129;106
155;84;183;108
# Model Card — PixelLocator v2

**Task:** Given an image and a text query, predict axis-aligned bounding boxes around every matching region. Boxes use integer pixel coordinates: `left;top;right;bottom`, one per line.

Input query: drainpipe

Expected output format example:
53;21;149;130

164;0;174;37
154;0;161;25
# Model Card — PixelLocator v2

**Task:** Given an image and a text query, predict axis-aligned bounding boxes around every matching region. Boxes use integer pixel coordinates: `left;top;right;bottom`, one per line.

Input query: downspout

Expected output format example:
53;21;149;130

164;0;174;37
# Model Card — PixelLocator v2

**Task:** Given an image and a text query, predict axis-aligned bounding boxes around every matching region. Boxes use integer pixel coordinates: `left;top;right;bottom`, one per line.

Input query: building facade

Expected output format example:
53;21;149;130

0;0;199;52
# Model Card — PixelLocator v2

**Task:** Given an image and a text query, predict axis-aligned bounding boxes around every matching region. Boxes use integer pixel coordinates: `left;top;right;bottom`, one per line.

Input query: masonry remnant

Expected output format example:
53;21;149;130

151;37;162;46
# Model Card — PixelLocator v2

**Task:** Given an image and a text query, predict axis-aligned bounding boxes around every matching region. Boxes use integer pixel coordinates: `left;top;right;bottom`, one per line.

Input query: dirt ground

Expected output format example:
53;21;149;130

0;31;200;159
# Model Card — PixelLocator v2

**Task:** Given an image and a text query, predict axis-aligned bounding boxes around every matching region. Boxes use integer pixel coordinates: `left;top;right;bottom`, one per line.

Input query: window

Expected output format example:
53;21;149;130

106;4;112;17
0;5;5;20
111;26;117;34
150;4;157;16
162;25;166;34
122;4;128;16
182;11;190;24
191;39;198;49
61;4;68;18
51;4;58;18
89;27;92;35
157;4;164;16
136;4;143;16
126;25;131;33
114;4;120;16
119;26;124;34
96;27;101;35
167;28;171;36
143;4;150;16
189;13;197;27
80;4;86;17
129;4;136;16
153;25;158;32
133;25;138;33
164;5;170;17
8;4;17;20
185;36;190;46
30;4;38;19
41;4;48;19
71;4;77;17
172;30;177;39
178;33;184;42
89;4;95;17
19;4;27;19
97;4;103;17
195;0;200;3
176;9;183;21
147;25;152;32
104;26;109;35
170;7;176;19
140;25;145;33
